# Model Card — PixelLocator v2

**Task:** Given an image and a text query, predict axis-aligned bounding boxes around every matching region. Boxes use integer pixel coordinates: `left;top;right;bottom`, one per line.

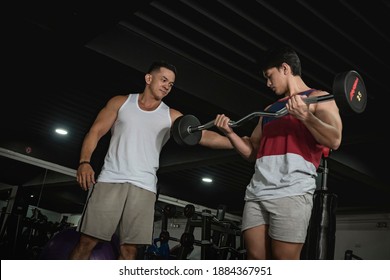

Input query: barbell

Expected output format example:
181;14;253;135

172;70;367;146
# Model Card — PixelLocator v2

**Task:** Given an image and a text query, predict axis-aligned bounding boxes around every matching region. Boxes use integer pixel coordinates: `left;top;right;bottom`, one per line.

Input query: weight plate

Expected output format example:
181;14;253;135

172;115;202;146
333;70;367;115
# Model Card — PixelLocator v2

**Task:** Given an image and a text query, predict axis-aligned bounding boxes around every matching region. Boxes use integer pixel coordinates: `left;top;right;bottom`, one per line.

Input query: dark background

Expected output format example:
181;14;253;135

1;1;389;218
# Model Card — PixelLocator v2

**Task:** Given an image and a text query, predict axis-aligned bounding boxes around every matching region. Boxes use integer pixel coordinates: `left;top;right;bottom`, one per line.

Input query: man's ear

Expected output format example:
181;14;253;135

281;63;290;75
145;73;152;84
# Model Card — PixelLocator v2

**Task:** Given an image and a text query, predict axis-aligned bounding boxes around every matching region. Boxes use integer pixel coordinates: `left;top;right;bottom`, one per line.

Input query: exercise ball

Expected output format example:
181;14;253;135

40;227;119;260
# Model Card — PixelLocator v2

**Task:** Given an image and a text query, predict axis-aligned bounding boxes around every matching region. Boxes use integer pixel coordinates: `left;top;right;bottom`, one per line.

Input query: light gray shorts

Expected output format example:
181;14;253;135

241;193;313;243
78;182;156;245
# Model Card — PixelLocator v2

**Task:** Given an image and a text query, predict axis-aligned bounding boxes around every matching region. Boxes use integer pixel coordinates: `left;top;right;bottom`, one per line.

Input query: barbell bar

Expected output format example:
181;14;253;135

172;70;367;146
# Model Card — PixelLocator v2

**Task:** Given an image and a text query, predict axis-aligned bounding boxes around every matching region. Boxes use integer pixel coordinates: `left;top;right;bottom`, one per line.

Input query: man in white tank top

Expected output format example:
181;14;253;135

69;61;234;260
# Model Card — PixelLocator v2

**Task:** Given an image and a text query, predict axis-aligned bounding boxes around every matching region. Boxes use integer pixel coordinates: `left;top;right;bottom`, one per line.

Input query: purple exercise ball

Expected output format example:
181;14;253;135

40;227;119;260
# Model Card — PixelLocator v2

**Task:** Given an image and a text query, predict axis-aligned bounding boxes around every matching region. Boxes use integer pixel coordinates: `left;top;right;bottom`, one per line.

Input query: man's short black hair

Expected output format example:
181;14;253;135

260;44;302;76
147;61;177;76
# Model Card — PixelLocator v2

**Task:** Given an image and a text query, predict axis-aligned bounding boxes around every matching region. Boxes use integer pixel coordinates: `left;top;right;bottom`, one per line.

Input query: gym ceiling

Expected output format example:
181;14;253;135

1;1;389;217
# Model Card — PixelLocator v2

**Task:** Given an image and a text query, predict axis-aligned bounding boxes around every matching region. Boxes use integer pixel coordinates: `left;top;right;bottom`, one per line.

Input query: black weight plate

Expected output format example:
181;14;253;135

333;70;367;115
172;115;202;146
184;204;195;218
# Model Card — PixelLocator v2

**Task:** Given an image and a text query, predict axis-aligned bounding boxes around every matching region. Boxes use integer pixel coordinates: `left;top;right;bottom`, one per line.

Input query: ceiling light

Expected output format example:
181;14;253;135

55;128;68;135
202;178;213;183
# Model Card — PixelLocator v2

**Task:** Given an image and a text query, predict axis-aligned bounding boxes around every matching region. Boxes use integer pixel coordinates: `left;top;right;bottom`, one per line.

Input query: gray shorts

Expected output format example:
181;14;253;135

241;193;313;243
78;182;156;245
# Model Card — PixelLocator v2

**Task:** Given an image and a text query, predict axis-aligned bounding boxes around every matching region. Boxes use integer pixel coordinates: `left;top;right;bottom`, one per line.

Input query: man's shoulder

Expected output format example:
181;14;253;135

106;94;130;109
111;94;130;102
307;89;329;97
169;108;184;123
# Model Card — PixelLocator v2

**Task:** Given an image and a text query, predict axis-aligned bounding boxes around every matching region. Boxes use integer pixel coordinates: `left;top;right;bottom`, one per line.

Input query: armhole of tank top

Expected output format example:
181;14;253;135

167;106;173;127
118;94;133;113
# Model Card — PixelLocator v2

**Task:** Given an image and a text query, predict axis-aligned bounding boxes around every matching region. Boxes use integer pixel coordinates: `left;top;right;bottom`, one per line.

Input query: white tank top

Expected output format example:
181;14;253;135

97;94;171;193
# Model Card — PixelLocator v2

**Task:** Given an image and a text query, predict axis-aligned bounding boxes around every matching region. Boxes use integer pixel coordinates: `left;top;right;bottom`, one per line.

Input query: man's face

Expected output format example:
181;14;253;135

148;67;175;99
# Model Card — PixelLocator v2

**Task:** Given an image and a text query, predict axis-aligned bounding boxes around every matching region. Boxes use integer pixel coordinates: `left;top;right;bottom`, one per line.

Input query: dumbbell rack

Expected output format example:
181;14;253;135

175;205;244;260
